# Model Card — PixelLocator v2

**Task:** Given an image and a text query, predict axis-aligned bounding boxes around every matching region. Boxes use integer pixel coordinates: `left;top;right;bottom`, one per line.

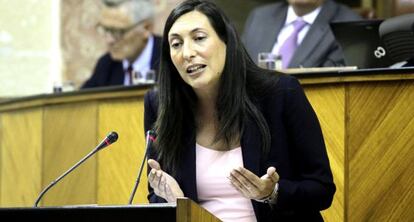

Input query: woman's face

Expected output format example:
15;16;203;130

168;11;226;92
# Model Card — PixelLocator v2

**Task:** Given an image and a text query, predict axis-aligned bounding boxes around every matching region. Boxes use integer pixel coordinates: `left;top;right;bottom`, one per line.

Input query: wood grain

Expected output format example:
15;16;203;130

0;109;42;207
0;74;413;221
304;84;345;222
348;80;414;221
176;198;221;222
97;98;147;205
41;102;98;206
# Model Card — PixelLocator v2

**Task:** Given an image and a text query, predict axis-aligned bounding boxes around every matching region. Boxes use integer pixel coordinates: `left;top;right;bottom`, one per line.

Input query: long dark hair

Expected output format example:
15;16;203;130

154;0;279;175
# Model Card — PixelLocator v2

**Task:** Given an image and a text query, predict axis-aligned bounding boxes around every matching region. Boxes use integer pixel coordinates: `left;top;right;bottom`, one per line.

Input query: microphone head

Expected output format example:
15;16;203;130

147;130;157;137
107;131;119;144
146;130;157;142
95;131;119;151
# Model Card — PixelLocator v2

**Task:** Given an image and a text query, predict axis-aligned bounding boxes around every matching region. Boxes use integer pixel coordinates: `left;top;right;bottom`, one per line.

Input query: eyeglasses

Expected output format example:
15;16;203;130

96;23;139;40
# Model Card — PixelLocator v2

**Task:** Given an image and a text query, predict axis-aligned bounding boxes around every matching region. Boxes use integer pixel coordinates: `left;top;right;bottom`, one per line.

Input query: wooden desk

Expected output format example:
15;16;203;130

297;68;414;222
0;85;153;207
1;69;413;221
0;198;220;222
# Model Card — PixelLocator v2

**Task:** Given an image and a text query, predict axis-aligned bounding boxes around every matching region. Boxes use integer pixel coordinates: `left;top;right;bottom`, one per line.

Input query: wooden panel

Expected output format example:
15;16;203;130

297;72;414;85
41;102;97;206
177;198;221;222
348;80;414;221
97;98;147;205
304;84;345;222
0;109;42;207
0;85;151;113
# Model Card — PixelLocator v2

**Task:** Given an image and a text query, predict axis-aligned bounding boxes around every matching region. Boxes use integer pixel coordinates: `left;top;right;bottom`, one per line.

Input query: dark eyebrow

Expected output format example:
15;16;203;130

169;27;206;38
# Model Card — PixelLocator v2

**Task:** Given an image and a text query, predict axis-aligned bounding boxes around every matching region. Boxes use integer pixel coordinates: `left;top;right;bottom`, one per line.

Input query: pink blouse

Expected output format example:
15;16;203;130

196;143;257;222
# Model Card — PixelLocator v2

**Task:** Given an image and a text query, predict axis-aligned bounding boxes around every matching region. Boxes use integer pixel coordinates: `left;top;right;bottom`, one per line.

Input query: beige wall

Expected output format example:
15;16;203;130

61;0;105;89
0;0;183;97
62;0;183;89
0;0;61;97
4;0;400;96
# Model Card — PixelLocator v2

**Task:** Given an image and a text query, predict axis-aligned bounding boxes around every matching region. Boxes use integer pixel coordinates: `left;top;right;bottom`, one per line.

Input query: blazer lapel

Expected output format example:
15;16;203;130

289;0;338;67
178;133;199;202
111;62;125;85
260;5;288;54
241;119;262;177
241;118;263;219
150;35;162;71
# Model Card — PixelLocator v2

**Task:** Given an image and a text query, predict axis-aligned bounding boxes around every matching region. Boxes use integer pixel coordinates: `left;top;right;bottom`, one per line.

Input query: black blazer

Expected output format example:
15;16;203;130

82;35;162;88
144;74;336;222
242;0;361;68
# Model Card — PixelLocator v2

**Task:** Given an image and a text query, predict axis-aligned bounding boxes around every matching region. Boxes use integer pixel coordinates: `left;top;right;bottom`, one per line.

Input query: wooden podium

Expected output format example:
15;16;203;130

1;69;414;221
0;198;221;222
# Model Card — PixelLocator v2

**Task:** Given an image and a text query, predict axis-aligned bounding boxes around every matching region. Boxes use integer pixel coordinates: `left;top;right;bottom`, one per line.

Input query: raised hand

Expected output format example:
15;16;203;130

147;159;184;202
229;166;279;200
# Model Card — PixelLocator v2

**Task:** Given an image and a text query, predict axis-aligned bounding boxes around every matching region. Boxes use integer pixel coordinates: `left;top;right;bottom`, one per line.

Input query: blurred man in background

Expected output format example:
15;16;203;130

82;0;161;88
242;0;361;69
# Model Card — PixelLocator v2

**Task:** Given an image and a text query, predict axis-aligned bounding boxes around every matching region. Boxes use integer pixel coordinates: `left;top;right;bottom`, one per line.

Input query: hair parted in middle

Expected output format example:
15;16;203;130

153;0;280;175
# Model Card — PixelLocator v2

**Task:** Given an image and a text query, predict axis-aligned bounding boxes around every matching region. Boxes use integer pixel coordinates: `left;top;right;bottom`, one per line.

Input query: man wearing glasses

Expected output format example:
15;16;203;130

82;0;161;88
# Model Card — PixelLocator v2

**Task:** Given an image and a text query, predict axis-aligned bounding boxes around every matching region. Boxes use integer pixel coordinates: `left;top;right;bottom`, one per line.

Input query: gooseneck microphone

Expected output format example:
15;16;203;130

128;130;156;204
33;131;119;207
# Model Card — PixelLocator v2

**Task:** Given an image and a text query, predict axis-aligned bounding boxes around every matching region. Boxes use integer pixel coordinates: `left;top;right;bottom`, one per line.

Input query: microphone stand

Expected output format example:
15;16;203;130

33;131;118;207
34;147;100;207
128;130;155;204
128;146;149;204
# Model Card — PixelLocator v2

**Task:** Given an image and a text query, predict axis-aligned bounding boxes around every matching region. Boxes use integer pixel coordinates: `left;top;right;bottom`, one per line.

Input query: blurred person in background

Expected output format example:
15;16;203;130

82;0;161;88
242;0;361;69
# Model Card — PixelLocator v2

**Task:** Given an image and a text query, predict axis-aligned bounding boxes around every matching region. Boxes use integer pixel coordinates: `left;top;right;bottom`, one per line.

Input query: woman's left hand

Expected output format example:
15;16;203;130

229;166;279;200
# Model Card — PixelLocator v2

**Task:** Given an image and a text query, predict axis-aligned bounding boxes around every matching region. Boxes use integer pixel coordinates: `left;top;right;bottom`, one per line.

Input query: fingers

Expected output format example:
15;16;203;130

148;158;164;192
267;167;276;176
228;167;260;199
229;178;251;198
229;166;280;200
148;169;161;189
266;166;279;183
158;173;167;193
148;169;166;196
234;167;262;186
148;159;161;170
164;182;175;202
147;166;185;202
230;168;259;190
147;159;163;189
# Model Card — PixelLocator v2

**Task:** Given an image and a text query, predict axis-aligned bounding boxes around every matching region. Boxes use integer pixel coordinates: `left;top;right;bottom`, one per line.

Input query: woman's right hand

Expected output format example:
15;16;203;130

148;159;184;202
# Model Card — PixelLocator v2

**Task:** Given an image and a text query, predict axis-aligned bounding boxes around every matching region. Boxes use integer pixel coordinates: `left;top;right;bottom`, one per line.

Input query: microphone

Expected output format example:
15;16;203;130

128;130;156;204
33;131;119;207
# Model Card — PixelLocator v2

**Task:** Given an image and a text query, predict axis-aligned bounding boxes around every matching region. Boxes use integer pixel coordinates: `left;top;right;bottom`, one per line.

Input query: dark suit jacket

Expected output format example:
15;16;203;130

81;35;162;88
242;0;361;68
144;74;336;222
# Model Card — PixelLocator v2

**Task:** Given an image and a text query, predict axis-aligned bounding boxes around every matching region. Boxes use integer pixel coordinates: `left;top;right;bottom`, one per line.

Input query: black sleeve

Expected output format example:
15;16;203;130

81;54;112;89
81;60;102;89
144;90;158;133
143;90;167;203
276;76;336;211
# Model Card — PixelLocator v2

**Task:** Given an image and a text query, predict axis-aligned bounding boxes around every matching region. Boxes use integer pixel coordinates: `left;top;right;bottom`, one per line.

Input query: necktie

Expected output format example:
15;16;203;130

126;65;133;85
278;19;308;69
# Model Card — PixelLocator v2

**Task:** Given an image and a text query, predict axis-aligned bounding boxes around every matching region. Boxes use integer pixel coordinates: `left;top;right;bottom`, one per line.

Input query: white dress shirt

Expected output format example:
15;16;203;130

122;35;154;85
